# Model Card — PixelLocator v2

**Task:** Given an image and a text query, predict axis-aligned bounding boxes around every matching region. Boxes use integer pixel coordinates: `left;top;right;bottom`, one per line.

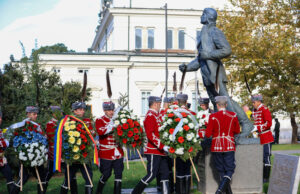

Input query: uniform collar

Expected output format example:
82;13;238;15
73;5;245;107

218;108;226;111
257;104;264;110
149;108;158;114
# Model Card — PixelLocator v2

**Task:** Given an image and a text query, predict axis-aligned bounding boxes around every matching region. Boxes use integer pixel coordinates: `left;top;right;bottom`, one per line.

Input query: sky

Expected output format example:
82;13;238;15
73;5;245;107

0;0;99;65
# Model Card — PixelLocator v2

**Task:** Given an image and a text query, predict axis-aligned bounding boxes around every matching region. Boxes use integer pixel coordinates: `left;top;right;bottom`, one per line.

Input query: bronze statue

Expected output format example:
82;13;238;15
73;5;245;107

179;8;257;143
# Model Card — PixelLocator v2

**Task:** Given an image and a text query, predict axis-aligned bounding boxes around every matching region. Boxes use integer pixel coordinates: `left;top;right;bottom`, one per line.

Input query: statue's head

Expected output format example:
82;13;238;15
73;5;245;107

201;8;217;24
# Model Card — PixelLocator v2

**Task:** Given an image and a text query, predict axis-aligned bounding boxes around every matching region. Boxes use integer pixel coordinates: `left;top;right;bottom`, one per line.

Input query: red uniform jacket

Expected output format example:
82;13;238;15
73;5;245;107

46;118;58;161
205;109;240;152
0;130;8;166
252;104;274;145
144;109;165;156
82;118;97;138
95;115;124;160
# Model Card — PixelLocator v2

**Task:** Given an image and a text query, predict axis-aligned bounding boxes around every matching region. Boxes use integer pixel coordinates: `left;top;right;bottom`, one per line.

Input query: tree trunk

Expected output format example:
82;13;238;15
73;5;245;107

290;112;298;144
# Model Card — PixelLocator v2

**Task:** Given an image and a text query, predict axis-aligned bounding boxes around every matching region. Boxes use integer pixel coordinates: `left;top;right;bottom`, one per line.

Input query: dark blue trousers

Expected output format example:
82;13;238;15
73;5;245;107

176;158;191;177
142;154;169;184
212;151;236;179
0;164;13;183
61;163;93;188
263;143;272;166
99;158;124;183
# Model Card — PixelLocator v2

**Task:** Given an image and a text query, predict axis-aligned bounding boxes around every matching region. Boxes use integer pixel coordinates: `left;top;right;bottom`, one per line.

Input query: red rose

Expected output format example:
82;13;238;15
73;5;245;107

22;129;26;132
134;121;140;127
134;135;140;140
132;142;137;148
29;127;33;131
139;127;143;133
78;124;83;128
117;125;122;131
175;118;181;122
122;139;128;144
128;131;133;137
188;147;193;153
183;125;190;131
26;121;30;125
168;113;174;118
204;122;208;126
129;122;134;128
83;152;88;158
123;123;129;130
80;144;86;150
169;147;175;153
133;128;139;133
202;114;206;119
169;128;175;134
14;132;18;136
76;128;81;132
127;119;133;123
117;130;123;136
181;112;187;118
178;136;184;143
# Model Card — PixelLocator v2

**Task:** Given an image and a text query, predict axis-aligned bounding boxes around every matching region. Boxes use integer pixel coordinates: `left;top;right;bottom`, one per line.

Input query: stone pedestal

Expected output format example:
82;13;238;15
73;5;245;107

197;143;263;194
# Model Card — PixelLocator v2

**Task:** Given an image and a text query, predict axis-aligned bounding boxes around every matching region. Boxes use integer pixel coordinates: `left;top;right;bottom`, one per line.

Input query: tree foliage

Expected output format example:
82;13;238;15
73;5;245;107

217;0;299;143
0;43;90;128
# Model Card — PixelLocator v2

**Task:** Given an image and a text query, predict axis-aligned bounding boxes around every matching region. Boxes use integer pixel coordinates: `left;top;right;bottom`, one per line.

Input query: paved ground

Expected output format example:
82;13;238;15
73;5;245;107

122;187;159;194
272;150;300;155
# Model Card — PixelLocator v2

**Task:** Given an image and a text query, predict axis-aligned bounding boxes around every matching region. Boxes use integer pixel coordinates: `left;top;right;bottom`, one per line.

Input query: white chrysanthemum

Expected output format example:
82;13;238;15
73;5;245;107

31;161;37;167
193;138;197;143
114;120;120;126
167;119;173;125
187;133;193;141
175;148;184;155
163;132;169;138
28;153;34;160
169;134;175;141
178;127;183;132
120;114;125;118
121;110;126;114
24;143;29;148
188;123;194;129
183;118;188;124
158;126;164;132
187;115;192;119
167;109;172;113
121;119;127;124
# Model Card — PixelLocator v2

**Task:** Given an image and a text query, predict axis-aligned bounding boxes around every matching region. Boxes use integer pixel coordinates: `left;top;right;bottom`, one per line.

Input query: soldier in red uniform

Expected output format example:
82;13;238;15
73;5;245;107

205;96;240;194
132;96;170;194
0;111;14;194
250;94;274;183
60;102;94;194
45;106;64;192
174;93;196;194
95;101;124;194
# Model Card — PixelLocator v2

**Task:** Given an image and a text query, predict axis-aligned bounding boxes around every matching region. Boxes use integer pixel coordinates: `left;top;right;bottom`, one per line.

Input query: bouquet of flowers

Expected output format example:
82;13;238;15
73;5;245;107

159;104;201;161
196;107;210;138
113;109;144;150
12;121;48;167
60;116;94;164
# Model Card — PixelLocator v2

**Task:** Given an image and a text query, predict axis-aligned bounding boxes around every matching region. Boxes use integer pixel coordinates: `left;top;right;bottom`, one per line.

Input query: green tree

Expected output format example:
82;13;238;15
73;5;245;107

218;0;299;143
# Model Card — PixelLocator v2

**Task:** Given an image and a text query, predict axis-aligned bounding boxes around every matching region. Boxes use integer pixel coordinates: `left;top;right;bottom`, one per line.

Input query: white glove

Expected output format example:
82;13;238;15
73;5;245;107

104;121;114;135
251;126;258;133
112;106;123;120
163;146;170;153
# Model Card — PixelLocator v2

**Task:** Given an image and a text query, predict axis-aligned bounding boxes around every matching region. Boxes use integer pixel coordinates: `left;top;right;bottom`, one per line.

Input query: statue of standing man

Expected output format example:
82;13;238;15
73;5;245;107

179;8;256;143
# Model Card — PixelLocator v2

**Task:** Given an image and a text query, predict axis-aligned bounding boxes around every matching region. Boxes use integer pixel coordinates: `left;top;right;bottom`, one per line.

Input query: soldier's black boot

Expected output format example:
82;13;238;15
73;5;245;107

185;176;191;194
215;177;230;194
7;182;14;194
11;184;20;194
169;173;175;194
226;183;233;194
60;186;68;194
114;180;122;194
161;180;170;194
70;178;78;194
263;166;271;183
157;174;161;192
175;177;185;194
44;182;49;193
95;180;105;194
131;180;147;194
85;186;93;194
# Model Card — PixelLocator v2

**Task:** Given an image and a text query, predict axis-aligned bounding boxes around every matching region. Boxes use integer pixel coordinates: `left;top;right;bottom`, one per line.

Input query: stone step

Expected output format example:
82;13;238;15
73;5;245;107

122;187;160;194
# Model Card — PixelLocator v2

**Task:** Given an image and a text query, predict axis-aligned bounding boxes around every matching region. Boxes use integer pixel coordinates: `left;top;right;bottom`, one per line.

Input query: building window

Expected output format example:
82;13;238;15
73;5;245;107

178;30;185;49
167;29;173;49
141;91;151;115
147;29;154;49
53;68;61;73
191;92;197;112
196;30;201;43
78;69;89;74
135;28;142;49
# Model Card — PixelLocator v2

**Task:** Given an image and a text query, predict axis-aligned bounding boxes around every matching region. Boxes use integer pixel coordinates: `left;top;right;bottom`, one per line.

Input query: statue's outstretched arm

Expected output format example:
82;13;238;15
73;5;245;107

186;58;200;71
200;28;232;61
